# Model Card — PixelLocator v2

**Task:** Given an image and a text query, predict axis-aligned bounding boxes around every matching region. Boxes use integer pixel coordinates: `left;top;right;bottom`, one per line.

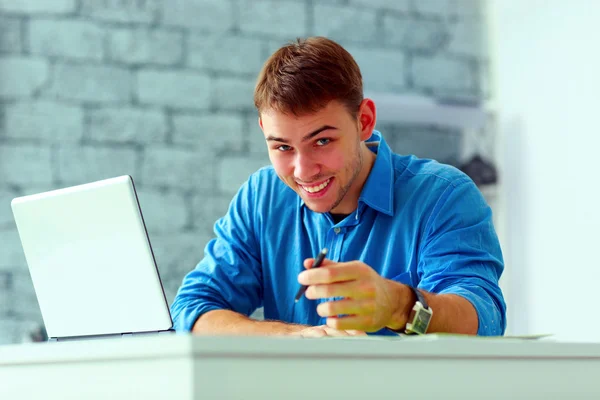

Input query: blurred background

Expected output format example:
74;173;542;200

0;0;595;344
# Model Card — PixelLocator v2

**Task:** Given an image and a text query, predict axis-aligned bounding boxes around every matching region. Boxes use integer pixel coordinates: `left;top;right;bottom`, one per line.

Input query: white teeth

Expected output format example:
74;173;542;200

302;179;331;193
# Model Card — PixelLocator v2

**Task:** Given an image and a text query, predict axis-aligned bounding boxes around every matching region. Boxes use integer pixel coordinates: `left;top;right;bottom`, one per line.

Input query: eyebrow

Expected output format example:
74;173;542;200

265;125;337;144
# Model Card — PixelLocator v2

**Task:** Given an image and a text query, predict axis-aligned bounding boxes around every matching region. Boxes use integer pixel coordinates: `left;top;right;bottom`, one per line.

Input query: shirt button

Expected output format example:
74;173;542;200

334;227;341;234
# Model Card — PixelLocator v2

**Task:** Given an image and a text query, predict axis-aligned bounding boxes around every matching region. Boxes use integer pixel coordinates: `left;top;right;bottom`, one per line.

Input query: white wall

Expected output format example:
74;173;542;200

490;0;600;341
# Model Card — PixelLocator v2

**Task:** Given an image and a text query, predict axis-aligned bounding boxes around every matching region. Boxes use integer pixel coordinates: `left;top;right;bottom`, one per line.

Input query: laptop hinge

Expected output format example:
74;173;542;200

47;329;175;342
121;329;175;338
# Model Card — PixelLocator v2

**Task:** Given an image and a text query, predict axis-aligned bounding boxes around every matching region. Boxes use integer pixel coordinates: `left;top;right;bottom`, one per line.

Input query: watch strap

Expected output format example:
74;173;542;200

385;285;430;334
408;286;429;309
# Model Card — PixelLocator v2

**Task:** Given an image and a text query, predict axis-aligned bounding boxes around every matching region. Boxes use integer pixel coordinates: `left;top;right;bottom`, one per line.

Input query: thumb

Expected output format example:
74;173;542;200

303;257;336;270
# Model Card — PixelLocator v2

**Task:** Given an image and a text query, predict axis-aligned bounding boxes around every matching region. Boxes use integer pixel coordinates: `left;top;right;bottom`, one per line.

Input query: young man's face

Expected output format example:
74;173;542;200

259;100;375;214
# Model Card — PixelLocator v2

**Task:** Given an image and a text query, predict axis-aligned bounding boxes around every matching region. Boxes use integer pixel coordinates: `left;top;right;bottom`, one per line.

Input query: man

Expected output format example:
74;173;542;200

171;37;506;337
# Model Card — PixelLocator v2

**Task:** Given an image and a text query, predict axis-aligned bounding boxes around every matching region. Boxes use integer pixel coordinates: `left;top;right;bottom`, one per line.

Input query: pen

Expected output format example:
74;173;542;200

294;248;328;302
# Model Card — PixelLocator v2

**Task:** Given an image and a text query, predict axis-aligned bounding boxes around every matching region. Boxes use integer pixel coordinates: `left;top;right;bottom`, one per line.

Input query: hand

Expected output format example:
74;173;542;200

298;258;407;332
291;324;367;338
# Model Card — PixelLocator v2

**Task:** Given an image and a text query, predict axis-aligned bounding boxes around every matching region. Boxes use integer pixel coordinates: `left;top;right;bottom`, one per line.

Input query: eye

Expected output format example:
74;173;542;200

316;138;330;146
276;144;292;152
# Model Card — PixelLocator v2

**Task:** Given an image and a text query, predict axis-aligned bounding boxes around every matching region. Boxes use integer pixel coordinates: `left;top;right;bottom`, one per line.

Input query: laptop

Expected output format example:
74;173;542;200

11;175;175;341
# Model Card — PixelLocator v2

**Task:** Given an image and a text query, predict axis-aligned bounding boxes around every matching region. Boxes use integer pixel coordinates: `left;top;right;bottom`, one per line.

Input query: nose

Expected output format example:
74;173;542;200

293;151;320;182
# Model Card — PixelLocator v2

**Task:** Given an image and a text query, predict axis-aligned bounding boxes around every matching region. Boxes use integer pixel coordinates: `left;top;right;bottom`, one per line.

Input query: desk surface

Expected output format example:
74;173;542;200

2;334;600;400
1;333;599;364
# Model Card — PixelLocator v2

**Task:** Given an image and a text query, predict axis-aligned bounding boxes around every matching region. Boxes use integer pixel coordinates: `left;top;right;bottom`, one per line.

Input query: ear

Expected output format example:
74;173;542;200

258;116;264;131
357;98;376;142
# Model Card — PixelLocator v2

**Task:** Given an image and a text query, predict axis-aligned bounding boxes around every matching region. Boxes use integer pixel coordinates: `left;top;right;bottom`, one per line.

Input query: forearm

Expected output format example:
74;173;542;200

387;281;478;335
422;292;478;334
192;309;309;336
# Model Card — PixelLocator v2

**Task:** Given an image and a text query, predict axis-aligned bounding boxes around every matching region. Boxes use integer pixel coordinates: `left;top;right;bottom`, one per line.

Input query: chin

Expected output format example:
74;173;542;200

303;202;332;214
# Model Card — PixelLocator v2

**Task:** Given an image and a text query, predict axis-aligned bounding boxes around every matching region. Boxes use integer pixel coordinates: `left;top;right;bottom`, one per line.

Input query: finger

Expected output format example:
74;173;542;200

305;280;374;300
317;298;376;318
346;330;367;336
298;263;365;285
300;327;327;338
302;257;336;270
321;326;350;337
326;315;378;332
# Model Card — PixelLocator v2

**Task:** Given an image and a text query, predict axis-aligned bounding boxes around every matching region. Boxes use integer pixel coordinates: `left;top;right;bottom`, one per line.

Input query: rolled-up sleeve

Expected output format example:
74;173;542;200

170;177;263;332
418;178;506;336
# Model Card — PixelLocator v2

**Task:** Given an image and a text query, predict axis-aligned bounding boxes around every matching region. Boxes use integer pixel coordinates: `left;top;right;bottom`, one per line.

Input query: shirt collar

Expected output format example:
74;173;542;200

358;130;394;216
297;130;394;217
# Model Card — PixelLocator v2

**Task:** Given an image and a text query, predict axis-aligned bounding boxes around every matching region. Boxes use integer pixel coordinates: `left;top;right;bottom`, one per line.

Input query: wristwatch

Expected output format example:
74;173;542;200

404;286;433;335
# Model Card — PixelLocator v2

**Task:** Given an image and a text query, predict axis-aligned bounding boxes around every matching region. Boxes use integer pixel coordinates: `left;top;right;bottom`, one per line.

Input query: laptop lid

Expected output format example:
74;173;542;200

11;175;173;340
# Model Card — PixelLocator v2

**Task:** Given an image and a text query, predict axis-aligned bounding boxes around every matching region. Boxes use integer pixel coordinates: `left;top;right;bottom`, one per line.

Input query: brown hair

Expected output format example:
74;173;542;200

254;37;363;118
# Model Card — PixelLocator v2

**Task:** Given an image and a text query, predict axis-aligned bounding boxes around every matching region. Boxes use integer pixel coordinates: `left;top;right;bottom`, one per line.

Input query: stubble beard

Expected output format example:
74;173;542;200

327;140;364;213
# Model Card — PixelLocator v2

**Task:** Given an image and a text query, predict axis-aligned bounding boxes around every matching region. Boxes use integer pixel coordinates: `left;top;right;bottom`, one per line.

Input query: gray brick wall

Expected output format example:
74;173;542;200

0;0;490;344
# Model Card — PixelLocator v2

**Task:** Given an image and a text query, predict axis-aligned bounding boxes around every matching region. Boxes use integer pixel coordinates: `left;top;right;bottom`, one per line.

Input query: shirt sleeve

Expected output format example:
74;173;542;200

417;178;507;336
169;176;263;332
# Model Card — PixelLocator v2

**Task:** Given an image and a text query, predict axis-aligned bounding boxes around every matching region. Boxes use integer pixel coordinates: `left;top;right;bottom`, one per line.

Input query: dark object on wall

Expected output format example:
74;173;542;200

459;154;498;186
28;325;48;342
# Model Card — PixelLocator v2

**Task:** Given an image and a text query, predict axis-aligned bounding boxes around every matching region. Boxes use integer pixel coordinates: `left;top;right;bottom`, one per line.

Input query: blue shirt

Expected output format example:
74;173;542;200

171;131;506;336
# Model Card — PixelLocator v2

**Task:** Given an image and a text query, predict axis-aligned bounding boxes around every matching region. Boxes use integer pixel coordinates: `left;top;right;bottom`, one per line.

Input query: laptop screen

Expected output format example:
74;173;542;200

11;176;173;339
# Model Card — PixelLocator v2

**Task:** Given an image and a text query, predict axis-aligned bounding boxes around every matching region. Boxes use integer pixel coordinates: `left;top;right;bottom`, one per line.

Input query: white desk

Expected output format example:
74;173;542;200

0;334;599;399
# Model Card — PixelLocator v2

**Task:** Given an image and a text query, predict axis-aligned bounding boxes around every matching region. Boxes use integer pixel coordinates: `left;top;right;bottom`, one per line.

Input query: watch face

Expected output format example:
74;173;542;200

413;309;432;334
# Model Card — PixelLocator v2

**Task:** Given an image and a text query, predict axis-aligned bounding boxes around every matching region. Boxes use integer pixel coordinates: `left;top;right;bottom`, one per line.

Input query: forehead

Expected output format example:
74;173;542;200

261;101;352;135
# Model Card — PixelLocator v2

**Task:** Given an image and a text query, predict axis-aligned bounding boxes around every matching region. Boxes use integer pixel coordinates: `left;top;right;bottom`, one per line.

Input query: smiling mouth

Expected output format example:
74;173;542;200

299;178;331;194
